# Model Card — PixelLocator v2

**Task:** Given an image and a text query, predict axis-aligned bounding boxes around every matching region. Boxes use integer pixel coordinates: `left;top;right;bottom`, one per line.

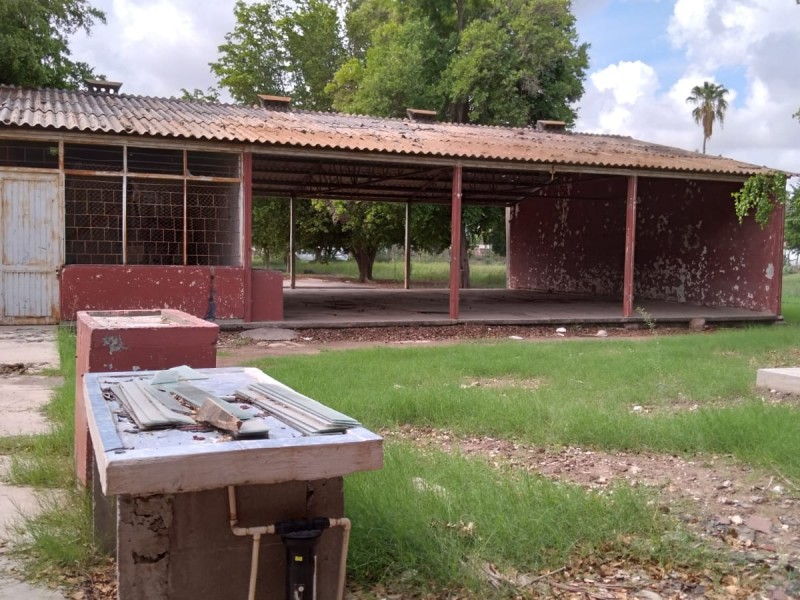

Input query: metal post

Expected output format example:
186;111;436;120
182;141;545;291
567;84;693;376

770;198;785;315
623;175;638;318
289;194;297;290
242;152;253;322
449;163;463;319
404;202;411;289
122;145;128;265
182;150;188;266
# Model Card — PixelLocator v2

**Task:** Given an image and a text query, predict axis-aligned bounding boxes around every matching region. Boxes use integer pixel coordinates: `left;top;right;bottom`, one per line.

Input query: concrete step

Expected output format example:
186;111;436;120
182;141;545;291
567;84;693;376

756;367;800;394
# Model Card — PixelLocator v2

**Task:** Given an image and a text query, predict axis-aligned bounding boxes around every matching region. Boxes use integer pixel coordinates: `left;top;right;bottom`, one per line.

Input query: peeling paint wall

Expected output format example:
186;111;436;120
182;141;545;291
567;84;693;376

507;176;780;313
508;177;627;295
61;265;247;320
634;178;777;312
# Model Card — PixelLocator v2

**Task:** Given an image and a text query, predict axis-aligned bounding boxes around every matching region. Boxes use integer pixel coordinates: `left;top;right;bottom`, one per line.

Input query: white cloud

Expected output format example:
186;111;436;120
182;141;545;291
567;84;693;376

590;61;658;106
578;0;800;175
70;0;237;98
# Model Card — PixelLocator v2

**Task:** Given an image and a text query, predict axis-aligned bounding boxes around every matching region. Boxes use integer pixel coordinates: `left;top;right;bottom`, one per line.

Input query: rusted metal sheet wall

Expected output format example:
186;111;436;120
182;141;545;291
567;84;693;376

507;176;779;313
507;177;628;296
60;265;247;321
0;173;62;324
633;178;777;312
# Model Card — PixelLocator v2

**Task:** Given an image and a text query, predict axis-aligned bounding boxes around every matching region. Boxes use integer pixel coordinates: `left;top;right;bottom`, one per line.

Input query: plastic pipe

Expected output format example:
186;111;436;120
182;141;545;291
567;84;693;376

328;517;351;600
227;486;352;600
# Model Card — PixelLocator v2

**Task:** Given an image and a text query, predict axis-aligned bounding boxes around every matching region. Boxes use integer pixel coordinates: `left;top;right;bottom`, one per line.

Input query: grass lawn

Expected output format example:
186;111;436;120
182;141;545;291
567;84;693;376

271;256;508;288
6;276;800;596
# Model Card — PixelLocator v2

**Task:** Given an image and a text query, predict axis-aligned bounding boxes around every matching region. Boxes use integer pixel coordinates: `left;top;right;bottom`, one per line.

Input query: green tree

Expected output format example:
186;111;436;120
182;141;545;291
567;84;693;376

211;0;288;105
686;81;729;154
784;185;800;258
328;0;588;126
327;200;405;282
252;198;346;266
0;0;105;88
211;0;344;109
180;87;221;103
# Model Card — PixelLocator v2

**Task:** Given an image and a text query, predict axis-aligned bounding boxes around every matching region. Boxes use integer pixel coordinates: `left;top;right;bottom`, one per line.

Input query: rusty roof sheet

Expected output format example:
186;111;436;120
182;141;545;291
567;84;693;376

0;86;774;176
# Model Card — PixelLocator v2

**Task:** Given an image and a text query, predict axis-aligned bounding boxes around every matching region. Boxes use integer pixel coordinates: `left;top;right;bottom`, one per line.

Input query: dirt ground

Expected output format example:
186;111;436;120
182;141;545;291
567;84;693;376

213;324;799;600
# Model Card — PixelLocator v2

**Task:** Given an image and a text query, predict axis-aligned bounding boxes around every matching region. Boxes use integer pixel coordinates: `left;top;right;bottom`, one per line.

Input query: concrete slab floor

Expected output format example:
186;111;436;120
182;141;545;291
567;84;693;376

0;328;66;599
0;459;65;600
268;288;778;329
0;377;61;437
0;327;59;372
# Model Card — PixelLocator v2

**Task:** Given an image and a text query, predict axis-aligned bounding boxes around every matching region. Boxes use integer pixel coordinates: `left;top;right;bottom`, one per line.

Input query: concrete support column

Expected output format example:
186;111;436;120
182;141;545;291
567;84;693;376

449;163;463;319
623;175;638;318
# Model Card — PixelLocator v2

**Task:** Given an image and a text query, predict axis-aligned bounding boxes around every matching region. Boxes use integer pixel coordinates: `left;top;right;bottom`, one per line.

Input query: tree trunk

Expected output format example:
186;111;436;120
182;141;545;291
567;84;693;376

702;136;707;154
353;248;377;283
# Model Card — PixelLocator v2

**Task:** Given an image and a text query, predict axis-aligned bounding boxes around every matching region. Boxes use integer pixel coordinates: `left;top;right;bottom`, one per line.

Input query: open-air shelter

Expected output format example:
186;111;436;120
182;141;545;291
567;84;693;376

0;84;784;326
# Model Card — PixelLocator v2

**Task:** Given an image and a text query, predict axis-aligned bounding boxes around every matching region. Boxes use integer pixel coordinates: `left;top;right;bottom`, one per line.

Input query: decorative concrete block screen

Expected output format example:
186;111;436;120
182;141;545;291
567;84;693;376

63;144;241;267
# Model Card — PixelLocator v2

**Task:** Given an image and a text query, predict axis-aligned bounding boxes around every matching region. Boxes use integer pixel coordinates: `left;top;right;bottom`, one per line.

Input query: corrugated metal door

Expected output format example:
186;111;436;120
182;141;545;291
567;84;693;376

0;173;62;324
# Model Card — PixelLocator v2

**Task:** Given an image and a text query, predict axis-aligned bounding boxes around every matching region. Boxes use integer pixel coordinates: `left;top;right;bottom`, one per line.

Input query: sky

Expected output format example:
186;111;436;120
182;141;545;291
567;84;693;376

70;0;800;175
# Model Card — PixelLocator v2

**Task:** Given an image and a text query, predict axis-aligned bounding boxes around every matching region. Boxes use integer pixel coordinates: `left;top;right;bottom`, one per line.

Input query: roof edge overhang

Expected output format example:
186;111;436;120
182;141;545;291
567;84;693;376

0;124;776;183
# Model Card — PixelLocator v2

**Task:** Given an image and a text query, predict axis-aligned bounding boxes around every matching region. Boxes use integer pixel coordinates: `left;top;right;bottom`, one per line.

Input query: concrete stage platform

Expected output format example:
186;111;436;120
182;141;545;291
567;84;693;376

244;287;779;329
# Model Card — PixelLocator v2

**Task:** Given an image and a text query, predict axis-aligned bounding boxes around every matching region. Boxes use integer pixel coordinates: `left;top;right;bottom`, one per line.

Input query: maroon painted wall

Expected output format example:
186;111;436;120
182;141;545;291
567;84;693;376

507;175;780;313
508;177;628;295
634;178;778;311
250;269;283;321
60;265;246;320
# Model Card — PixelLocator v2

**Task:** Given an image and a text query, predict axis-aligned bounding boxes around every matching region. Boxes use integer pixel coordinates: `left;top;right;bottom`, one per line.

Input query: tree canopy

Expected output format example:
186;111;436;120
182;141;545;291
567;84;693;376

210;0;344;109
328;0;588;125
0;0;105;88
686;81;729;154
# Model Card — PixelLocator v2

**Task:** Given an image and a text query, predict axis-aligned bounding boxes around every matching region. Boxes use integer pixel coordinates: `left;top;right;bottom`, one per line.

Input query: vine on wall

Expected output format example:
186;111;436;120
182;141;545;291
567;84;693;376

732;172;787;229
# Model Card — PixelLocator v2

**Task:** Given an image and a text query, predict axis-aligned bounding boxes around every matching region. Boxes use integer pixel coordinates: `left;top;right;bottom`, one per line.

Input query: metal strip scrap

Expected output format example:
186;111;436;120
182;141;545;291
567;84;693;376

235;383;360;436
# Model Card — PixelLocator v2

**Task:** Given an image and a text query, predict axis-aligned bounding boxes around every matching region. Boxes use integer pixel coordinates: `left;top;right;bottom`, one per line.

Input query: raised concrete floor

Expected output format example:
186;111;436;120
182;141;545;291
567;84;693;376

756;368;800;394
257;288;778;329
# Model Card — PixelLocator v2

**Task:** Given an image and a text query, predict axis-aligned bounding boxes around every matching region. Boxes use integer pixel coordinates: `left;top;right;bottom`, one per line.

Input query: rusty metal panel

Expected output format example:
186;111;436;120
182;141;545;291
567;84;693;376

0;173;62;323
0;86;777;177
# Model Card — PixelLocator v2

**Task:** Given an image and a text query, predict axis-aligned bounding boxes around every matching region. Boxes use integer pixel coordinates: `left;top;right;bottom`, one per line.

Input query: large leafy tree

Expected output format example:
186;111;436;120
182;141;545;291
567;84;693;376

0;0;105;88
686;81;729;154
328;0;589;126
211;0;344;109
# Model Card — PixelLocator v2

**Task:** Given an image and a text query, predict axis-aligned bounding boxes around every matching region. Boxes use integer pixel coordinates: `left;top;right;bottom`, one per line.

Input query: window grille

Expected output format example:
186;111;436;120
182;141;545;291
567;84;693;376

0;140;58;168
65;177;123;264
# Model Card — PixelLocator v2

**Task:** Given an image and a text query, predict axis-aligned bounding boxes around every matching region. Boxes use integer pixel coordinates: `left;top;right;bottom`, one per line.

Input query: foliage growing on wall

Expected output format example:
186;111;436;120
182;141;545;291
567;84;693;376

732;172;787;229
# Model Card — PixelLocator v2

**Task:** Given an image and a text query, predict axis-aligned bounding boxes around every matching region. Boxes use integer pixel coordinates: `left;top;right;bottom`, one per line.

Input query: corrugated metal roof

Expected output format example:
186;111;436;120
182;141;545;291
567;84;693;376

0;86;774;176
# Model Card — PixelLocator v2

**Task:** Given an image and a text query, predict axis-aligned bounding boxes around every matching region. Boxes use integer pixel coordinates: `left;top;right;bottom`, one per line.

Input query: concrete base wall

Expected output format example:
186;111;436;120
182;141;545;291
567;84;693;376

251;269;284;321
61;265;246;321
117;479;344;600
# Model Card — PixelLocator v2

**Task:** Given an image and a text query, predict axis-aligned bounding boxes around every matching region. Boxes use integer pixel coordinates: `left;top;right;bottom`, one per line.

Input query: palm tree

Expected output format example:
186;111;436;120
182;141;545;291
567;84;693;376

686;82;729;154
